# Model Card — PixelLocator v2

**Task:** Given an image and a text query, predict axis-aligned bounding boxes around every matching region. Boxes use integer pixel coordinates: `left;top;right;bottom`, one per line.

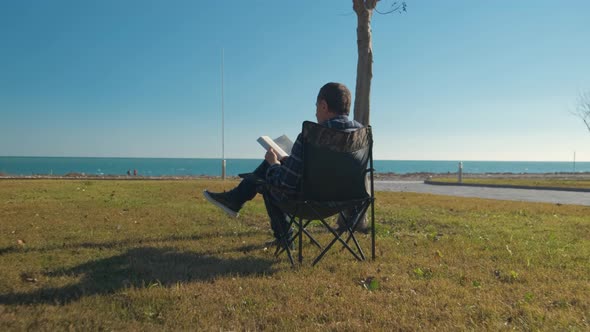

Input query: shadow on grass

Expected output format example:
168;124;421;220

0;230;262;256
0;246;276;305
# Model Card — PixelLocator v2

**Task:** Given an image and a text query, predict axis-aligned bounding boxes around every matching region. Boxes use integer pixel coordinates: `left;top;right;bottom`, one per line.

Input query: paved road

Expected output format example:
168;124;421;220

375;181;590;206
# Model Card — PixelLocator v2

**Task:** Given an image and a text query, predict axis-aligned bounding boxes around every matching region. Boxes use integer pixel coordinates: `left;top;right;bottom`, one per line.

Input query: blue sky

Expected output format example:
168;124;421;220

1;0;589;161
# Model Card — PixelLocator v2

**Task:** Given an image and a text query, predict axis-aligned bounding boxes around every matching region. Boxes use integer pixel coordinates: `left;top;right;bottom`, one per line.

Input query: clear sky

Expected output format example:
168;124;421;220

1;0;589;161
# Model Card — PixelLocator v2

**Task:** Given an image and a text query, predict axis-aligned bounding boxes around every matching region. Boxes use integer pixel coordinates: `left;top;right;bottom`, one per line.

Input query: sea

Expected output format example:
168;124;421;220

0;156;588;177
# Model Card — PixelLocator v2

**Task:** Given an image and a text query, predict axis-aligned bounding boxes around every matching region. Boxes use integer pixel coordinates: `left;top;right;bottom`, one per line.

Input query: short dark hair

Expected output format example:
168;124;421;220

317;82;351;115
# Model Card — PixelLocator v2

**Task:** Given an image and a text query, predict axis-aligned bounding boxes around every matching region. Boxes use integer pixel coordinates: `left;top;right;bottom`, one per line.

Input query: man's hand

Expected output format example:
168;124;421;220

265;148;280;166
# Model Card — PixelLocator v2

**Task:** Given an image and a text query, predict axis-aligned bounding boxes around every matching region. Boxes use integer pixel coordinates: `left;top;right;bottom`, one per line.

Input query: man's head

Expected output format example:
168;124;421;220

316;82;352;123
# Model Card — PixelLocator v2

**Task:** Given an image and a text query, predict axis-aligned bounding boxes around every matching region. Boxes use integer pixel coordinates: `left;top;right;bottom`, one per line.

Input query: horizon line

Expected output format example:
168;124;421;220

0;155;588;163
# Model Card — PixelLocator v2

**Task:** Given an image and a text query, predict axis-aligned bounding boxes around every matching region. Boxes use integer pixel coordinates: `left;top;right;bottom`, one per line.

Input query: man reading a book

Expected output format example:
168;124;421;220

203;82;363;245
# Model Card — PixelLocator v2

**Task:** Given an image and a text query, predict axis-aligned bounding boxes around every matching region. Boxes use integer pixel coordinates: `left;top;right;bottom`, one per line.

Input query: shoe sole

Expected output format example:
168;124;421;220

203;190;239;218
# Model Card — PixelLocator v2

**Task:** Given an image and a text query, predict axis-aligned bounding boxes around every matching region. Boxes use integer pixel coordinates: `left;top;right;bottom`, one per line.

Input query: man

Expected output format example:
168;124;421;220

203;82;363;245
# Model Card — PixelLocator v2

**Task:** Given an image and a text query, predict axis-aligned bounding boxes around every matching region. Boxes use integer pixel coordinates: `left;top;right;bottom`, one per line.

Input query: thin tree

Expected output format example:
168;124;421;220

339;1;406;232
352;0;406;125
573;91;590;134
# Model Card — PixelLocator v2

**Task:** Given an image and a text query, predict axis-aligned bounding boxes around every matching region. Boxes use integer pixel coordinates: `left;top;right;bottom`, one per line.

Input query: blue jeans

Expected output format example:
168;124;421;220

234;162;292;241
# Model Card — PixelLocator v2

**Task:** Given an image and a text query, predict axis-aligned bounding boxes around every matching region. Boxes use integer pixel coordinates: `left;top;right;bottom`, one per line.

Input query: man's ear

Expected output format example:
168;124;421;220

319;99;328;112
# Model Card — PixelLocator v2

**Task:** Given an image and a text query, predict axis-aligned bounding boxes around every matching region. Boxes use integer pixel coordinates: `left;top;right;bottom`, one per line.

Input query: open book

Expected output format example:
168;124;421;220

257;134;293;160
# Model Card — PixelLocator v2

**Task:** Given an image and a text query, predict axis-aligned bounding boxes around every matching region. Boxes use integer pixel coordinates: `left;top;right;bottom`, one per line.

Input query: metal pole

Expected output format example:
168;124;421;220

458;161;463;183
221;49;226;180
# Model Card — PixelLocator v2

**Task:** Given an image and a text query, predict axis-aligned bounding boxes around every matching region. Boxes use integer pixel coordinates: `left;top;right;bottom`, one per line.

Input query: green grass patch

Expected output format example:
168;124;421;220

0;179;589;330
430;177;590;189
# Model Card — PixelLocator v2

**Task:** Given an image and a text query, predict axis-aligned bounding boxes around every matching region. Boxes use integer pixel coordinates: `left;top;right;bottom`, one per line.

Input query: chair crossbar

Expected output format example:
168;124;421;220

273;200;370;266
339;199;373;242
311;217;364;266
311;201;371;266
275;215;322;261
290;218;322;247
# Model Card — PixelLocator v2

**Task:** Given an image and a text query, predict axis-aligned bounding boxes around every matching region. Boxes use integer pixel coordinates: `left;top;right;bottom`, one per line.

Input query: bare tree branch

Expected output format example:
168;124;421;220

375;1;407;15
572;91;590;134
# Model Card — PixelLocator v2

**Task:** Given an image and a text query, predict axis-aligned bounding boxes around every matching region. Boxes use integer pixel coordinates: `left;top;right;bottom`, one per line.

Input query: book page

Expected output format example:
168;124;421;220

257;136;289;159
273;135;293;155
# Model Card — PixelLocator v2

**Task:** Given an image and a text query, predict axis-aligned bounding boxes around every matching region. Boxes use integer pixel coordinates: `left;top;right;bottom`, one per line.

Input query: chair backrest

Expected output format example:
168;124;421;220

300;121;372;201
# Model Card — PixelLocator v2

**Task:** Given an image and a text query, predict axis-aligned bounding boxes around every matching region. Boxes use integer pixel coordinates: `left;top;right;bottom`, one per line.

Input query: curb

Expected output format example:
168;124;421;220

424;180;590;193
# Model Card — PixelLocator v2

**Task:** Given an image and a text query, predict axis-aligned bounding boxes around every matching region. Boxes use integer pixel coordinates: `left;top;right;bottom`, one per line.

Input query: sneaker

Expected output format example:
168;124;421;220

203;190;243;218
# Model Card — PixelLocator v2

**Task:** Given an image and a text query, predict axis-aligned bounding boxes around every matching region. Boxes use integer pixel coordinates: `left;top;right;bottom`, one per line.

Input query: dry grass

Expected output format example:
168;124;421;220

430;177;590;189
0;179;588;330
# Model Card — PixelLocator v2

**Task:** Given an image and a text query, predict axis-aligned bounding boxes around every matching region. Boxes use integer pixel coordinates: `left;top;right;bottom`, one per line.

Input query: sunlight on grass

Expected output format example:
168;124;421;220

0;179;588;330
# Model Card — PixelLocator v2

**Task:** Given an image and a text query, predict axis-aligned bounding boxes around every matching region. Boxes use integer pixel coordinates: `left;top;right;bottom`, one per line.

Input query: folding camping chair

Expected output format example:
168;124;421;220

242;121;375;266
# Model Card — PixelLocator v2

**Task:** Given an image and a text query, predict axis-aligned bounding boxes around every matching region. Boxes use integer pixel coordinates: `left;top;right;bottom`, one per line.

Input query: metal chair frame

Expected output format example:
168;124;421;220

242;122;376;266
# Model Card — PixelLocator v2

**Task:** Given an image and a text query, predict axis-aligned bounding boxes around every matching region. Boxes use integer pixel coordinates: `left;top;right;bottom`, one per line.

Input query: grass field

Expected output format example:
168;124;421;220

0;179;588;330
429;177;590;190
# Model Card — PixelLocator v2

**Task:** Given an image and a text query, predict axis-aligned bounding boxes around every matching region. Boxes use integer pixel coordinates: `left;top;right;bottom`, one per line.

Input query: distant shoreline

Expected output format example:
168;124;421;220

1;172;590;181
2;157;588;176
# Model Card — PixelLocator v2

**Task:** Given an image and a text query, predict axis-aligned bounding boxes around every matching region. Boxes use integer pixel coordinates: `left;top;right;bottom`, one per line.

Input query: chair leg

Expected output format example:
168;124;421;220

349;207;370;261
341;218;366;261
300;219;322;249
284;240;295;267
298;217;303;263
273;213;298;267
340;202;371;260
273;233;295;266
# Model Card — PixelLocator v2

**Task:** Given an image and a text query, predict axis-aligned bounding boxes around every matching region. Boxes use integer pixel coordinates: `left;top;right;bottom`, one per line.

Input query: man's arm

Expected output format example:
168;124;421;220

265;133;303;191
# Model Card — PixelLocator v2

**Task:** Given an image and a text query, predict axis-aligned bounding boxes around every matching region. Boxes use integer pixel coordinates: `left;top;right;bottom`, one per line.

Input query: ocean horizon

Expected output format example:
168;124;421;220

1;156;588;177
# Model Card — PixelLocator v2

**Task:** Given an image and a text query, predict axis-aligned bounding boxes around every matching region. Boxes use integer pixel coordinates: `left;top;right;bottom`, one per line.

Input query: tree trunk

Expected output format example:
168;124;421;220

337;0;377;232
352;0;376;126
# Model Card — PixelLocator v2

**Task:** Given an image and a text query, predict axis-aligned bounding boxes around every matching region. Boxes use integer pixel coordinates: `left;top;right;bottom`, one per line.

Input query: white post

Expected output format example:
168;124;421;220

458;161;463;183
573;151;576;173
